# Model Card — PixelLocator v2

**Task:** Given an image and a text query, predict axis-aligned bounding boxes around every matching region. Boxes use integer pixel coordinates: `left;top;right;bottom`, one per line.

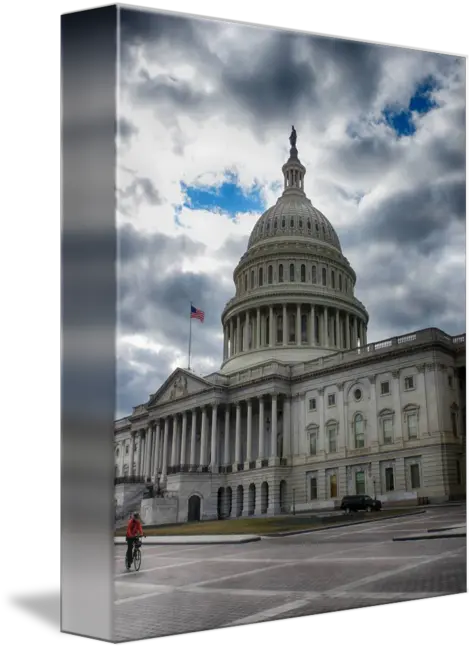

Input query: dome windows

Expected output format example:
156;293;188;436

259;267;264;286
307;219;311;231
322;267;327;286
315;222;319;232
301;264;306;282
290;217;294;228
274;218;278;229
299;217;303;229
290;263;295;282
339;274;343;291
279;263;284;282
331;271;336;289
312;264;317;283
281;217;286;229
244;274;248;291
268;265;273;284
250;270;255;289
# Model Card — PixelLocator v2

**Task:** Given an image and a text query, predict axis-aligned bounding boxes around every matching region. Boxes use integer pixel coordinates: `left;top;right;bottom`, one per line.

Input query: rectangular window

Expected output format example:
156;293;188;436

329;474;337;498
383;418;393;444
456;461;461;485
404;376;415;390
410;464;420;489
355;471;365;495
310;477;318;500
328;428;337;453
407;413;418;439
451;411;458;436
328;394;336;406
385;467;394;492
309;434;317;456
380;381;390;395
309;398;316;411
322;268;327;286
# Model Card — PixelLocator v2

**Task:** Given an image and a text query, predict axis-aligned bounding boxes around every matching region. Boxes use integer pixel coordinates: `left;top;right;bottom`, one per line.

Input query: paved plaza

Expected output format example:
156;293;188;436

114;506;467;642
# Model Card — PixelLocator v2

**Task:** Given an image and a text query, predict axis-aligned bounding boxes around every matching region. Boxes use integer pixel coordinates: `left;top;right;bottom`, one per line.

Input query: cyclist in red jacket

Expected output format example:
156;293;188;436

126;512;144;570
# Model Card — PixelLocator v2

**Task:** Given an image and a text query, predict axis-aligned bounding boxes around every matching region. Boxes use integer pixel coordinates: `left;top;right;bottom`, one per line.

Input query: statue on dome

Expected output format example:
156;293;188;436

289;125;297;149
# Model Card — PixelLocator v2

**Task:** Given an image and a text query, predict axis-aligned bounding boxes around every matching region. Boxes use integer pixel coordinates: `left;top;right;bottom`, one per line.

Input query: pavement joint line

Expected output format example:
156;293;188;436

327;547;465;593
226;599;312;626
114;558;204;578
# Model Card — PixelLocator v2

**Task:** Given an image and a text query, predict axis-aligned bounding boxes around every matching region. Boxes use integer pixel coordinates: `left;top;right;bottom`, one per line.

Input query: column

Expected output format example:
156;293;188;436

210;403;218;469
145;425;152;478
269;306;274;347
369;376;379;448
282;304;287;345
180;412;188;467
135;431;142;476
244;312;249;351
223;326;228;360
323;306;329;348
392;370;403;442
353;316;358;348
337;385;345;453
199;406;208;467
234;402;241;464
335;309;340;349
311;304;316;346
237;315;241;354
129;430;136;476
190;409;197;468
224;405;230;465
296;304;301;345
346;313;351;350
229;319;234;357
153;422;161;476
246;399;253;462
170;415;178;467
282;396;291;458
161;417;169;480
258;396;265;459
256;307;261;349
271;394;278;458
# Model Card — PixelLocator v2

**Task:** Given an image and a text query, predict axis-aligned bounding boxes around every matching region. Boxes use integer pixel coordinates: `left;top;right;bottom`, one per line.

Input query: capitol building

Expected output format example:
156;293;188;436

114;131;466;524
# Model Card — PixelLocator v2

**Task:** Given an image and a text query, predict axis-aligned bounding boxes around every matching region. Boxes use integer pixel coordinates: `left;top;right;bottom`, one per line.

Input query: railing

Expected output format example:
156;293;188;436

114;476;148;485
291;328;465;377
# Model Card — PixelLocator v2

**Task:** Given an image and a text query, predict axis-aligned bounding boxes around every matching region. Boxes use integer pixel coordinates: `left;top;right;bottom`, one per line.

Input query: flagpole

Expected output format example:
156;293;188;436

188;301;193;371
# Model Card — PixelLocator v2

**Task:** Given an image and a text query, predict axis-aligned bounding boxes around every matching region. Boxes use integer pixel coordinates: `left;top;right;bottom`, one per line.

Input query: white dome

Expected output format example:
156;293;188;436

247;194;342;252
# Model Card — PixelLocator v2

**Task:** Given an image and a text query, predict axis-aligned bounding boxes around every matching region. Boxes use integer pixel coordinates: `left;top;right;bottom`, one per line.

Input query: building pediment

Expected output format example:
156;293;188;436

147;368;212;407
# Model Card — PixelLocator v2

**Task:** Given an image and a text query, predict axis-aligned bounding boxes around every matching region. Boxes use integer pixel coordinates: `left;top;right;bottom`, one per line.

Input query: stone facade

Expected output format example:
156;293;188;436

114;133;466;523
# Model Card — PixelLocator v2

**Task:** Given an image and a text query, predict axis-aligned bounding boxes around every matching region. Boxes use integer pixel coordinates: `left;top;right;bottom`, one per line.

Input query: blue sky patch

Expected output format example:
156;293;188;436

181;174;265;218
382;76;439;137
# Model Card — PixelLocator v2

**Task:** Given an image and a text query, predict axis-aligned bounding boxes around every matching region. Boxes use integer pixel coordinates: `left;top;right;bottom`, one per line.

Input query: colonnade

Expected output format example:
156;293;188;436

122;394;290;482
223;304;367;359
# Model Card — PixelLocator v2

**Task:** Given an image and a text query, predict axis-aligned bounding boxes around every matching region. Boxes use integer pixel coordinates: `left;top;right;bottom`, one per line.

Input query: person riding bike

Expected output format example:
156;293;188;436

126;512;144;569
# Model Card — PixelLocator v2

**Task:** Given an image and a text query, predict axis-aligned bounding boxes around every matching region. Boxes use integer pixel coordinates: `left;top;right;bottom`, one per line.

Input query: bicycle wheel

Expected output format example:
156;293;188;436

133;549;141;571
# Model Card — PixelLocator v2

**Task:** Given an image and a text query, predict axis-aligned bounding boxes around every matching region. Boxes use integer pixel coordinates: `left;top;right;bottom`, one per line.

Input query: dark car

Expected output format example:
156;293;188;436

340;494;382;513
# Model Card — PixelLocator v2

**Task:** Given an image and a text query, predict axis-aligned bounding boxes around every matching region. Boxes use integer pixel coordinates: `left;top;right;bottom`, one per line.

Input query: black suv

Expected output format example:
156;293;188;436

340;494;382;513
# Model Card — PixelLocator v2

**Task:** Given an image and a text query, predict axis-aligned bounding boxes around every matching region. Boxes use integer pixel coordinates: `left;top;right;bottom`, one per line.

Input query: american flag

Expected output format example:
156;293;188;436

190;305;205;323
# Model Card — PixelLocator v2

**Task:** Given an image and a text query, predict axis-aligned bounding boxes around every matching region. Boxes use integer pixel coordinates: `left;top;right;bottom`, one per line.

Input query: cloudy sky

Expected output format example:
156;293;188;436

116;6;465;419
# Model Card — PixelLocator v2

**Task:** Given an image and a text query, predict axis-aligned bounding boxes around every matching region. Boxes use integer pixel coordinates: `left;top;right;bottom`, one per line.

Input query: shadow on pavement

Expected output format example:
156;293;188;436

10;591;60;628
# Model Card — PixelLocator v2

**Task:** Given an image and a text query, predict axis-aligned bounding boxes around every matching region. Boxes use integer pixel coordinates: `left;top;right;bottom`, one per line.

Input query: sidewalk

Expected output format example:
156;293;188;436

393;525;466;542
114;534;261;545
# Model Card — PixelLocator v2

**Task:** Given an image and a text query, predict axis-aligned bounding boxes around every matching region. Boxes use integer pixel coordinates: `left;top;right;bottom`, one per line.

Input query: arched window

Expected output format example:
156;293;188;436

259;267;263;286
327;422;337;453
299;217;303;229
268;265;273;284
290;217;294;228
250;270;254;289
281;217;286;229
322;267;327;286
339;274;342;291
307;219;311;231
354;413;365;448
266;221;270;232
276;315;283;343
331;271;335;289
274;218;278;229
290;263;295;282
244;274;248;291
312;264;317;283
301;314;308;342
315;222;319;232
322;225;326;236
300;264;306;282
289;313;296;343
279;264;284;283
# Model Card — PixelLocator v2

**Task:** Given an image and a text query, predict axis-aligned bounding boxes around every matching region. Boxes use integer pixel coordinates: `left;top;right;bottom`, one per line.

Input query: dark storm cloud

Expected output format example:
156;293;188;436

364;177;465;252
117;116;139;143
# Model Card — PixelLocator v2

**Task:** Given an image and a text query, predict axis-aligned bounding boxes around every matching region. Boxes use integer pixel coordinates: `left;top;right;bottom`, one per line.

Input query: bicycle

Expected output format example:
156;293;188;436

125;536;144;572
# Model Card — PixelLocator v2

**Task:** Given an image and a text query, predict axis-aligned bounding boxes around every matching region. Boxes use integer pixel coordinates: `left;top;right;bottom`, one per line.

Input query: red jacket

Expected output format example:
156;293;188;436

126;517;143;538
